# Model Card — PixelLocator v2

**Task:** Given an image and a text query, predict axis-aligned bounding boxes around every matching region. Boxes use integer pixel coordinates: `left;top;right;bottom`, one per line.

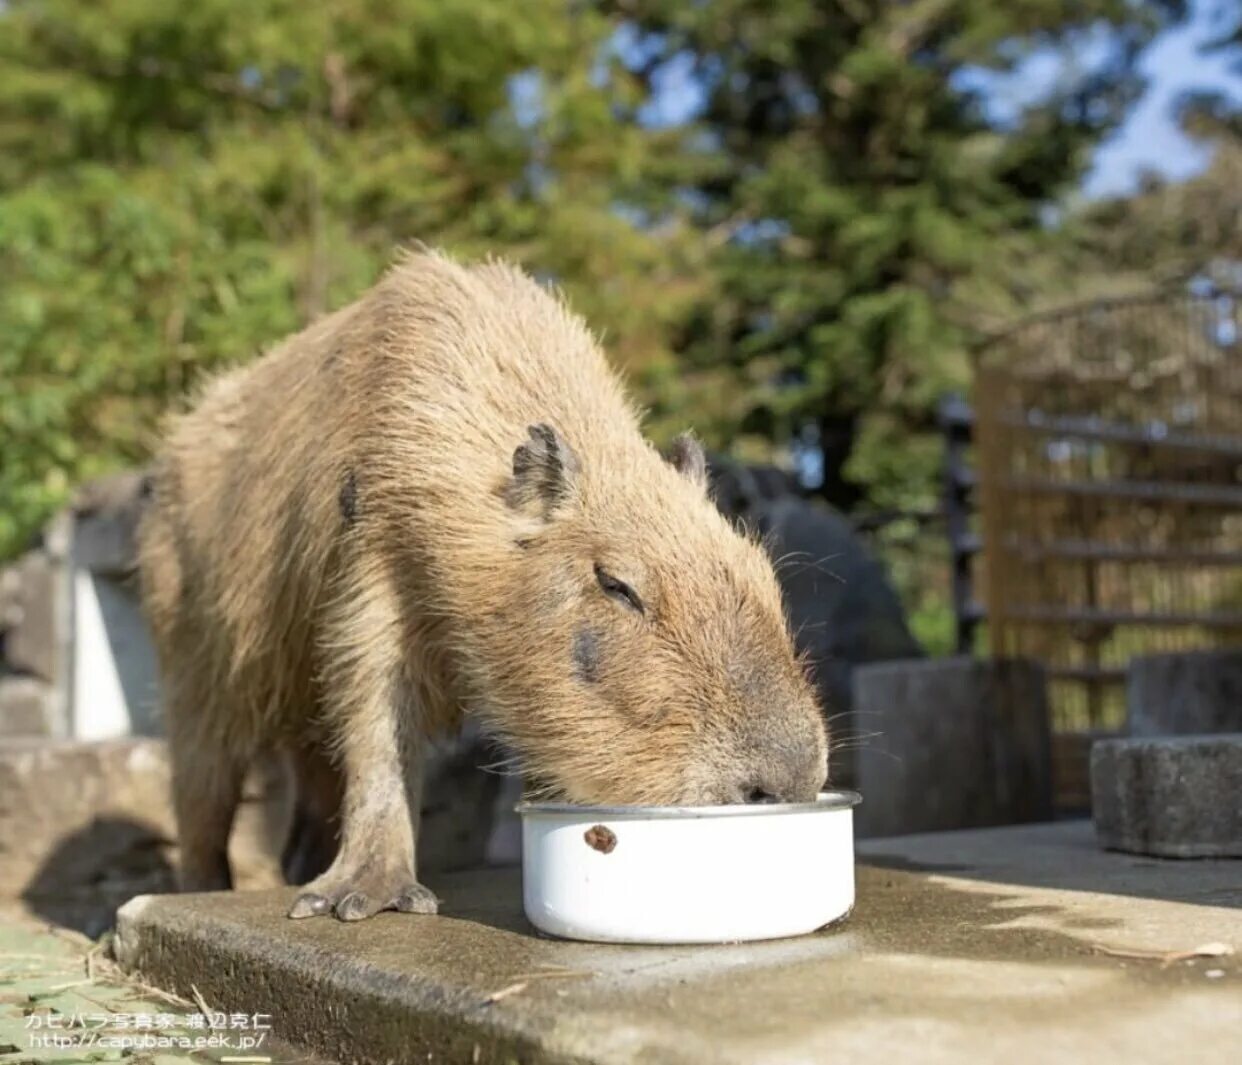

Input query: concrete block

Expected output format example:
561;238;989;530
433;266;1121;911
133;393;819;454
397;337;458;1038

0;676;57;737
1;550;59;682
71;470;149;576
113;824;1242;1065
1091;734;1242;858
855;656;1053;837
1127;650;1242;736
0;738;286;936
0;733;526;935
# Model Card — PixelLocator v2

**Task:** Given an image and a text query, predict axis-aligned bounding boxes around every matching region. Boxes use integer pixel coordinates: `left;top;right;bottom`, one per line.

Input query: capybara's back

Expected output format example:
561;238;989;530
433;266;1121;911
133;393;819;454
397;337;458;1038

139;250;828;920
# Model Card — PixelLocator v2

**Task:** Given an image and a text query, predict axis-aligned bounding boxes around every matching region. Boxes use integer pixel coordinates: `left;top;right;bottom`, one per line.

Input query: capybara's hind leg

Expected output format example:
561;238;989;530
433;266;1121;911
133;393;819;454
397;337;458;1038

169;708;246;892
280;741;343;886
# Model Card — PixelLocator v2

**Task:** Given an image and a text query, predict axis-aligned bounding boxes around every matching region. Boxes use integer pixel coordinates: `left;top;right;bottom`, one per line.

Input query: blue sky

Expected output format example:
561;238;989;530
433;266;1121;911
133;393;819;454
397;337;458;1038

623;0;1242;202
1077;0;1239;197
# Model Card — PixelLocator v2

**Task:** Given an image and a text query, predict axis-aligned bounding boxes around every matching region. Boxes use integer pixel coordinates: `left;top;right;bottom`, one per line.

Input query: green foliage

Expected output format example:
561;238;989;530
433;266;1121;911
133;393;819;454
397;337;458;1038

617;0;1186;513
0;0;1211;564
0;0;704;557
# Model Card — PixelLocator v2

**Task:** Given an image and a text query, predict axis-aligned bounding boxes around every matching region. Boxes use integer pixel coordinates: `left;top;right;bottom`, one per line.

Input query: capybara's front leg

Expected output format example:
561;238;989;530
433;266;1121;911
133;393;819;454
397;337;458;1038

287;578;438;921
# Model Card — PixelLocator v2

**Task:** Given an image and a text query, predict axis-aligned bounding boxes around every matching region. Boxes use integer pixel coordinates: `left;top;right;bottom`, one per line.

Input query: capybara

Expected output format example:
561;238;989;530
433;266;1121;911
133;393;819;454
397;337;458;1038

137;250;829;921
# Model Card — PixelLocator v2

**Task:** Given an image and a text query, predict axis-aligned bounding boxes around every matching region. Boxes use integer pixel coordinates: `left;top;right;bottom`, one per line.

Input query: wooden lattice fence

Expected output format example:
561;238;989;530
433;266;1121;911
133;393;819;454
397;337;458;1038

972;288;1242;806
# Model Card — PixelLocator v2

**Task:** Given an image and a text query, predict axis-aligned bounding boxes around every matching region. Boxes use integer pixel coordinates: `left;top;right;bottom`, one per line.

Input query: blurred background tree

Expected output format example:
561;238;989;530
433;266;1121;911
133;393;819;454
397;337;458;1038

604;0;1239;649
613;0;1194;516
1;0;1238;654
0;0;705;556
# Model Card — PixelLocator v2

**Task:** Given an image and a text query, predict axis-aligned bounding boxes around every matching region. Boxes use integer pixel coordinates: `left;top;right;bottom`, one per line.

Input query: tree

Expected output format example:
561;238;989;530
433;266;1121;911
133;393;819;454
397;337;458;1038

1078;101;1242;285
0;0;704;558
1;1;1221;563
956;95;1242;324
612;0;1189;515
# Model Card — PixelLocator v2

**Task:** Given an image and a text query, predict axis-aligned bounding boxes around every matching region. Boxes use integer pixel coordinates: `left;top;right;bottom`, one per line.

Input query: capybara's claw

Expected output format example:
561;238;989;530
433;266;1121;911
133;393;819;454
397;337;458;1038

288;892;332;919
287;868;439;921
393;883;439;914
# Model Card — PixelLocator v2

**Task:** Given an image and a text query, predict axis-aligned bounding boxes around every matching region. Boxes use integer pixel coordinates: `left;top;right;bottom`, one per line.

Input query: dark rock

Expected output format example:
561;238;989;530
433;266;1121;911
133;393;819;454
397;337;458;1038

72;469;151;575
710;460;922;786
420;724;515;873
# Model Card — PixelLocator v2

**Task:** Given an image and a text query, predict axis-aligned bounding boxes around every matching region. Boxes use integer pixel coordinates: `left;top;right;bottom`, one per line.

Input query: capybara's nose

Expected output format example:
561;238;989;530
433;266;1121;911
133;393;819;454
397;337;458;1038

742;748;826;804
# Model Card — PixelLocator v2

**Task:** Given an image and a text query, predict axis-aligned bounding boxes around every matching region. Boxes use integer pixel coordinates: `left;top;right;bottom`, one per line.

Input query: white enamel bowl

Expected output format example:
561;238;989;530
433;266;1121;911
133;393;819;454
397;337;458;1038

516;790;860;944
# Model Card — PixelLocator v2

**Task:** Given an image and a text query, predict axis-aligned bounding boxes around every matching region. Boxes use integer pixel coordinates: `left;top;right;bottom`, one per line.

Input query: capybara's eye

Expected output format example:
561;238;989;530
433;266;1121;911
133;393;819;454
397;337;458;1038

594;563;644;615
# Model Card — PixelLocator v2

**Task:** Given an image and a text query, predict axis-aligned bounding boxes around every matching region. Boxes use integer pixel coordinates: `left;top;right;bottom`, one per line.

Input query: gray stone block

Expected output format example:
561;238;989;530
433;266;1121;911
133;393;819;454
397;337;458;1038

0;738;287;935
72;469;150;575
0;676;56;737
1127;650;1242;736
0;550;59;682
855;656;1053;837
1091;734;1242;858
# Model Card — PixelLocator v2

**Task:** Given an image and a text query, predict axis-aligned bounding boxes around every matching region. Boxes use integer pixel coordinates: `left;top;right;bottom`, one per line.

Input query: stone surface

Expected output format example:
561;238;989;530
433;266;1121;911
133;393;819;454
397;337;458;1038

0;738;287;936
710;461;922;787
0;734;525;937
115;820;1242;1065
0;675;56;737
1091;734;1242;858
0;549;59;681
71;468;150;576
1127;650;1242;736
854;657;1053;836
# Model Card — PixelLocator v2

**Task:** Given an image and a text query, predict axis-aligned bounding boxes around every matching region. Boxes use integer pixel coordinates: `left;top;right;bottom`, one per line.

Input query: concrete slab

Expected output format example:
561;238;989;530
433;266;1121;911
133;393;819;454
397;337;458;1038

854;657;1052;837
1091;734;1242;858
116;822;1241;1065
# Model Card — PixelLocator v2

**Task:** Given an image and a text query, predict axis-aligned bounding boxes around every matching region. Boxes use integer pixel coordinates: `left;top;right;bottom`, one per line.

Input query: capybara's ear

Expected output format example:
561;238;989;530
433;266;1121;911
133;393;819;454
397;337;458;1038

665;432;708;492
505;423;580;520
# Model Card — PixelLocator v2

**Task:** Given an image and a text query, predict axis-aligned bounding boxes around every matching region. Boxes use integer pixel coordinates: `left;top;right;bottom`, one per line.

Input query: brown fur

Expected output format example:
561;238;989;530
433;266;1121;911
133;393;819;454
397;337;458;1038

138;250;828;920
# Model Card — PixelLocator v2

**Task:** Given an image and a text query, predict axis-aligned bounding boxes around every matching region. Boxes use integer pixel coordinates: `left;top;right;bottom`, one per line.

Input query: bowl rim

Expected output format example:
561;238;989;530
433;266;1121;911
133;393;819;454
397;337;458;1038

515;788;861;820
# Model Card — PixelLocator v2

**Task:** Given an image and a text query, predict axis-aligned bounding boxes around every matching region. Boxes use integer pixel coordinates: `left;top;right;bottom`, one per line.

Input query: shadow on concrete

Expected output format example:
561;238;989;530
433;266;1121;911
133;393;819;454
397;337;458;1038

21;816;176;938
858;820;1241;911
425;864;531;935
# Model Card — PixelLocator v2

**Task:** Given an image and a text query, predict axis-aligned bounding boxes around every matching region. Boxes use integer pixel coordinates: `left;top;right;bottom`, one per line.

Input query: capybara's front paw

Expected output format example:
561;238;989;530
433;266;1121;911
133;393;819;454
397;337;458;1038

287;859;439;921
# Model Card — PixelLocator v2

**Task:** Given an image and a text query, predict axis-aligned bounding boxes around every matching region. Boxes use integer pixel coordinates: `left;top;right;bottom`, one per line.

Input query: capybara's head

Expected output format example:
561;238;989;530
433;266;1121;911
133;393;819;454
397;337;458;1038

488;423;828;806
